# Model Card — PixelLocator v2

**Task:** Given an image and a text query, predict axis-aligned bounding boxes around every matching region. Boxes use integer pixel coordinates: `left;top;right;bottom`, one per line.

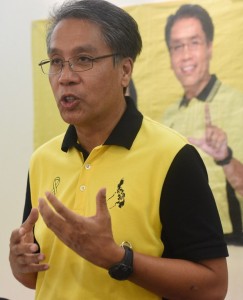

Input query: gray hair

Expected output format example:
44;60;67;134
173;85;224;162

46;0;142;62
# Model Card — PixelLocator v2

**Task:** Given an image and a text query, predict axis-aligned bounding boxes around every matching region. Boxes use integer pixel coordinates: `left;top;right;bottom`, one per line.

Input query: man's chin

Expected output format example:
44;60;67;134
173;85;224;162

181;80;197;89
60;112;80;125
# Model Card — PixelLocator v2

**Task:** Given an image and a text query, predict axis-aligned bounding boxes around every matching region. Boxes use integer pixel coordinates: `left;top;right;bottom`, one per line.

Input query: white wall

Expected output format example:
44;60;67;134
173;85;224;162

0;1;164;299
0;2;60;298
3;1;241;300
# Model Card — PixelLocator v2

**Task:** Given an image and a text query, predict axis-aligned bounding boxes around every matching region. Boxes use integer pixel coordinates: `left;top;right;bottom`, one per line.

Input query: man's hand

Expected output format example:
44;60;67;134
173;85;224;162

188;104;229;161
9;208;49;288
38;188;124;269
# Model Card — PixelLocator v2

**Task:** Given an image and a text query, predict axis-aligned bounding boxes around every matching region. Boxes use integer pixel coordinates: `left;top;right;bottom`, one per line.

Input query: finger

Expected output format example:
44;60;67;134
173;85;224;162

17;252;45;265
10;209;39;245
20;262;49;274
205;125;215;144
21;208;39;233
19;262;49;274
96;188;109;217
12;243;38;257
205;104;212;127
38;196;70;238
15;254;49;274
188;137;203;147
44;191;76;222
38;196;61;225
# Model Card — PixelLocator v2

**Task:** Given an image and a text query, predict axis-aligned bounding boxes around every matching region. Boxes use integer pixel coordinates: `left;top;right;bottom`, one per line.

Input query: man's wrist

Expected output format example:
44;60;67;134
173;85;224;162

214;147;233;166
108;241;133;280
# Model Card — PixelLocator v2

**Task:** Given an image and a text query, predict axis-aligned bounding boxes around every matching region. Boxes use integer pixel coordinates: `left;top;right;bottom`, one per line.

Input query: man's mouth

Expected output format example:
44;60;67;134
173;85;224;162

181;65;194;73
60;94;79;108
62;95;77;103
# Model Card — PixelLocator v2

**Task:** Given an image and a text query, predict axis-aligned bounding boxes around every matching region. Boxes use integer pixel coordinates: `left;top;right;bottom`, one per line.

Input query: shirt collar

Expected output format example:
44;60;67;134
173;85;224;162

180;74;217;107
61;96;143;154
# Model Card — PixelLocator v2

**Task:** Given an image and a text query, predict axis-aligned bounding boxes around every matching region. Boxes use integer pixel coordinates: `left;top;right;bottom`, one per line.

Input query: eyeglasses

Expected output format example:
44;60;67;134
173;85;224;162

38;53;119;75
169;38;205;55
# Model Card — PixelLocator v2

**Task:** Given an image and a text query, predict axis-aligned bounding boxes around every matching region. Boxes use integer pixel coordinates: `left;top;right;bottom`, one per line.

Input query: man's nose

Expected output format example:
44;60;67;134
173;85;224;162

181;43;193;58
58;62;78;83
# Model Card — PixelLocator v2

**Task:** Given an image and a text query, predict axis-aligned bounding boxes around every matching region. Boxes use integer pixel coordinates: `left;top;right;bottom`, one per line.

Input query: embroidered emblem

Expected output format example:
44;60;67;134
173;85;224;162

107;178;126;209
52;177;60;195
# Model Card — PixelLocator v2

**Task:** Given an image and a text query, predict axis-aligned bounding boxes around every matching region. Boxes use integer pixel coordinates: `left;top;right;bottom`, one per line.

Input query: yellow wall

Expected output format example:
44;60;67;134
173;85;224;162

32;0;243;149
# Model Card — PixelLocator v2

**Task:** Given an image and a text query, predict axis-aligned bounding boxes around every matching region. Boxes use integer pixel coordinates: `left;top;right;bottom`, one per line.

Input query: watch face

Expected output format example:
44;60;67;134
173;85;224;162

109;263;133;280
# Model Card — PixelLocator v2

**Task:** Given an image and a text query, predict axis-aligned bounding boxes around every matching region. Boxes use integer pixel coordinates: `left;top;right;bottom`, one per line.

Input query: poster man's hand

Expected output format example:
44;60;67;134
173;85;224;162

188;104;229;161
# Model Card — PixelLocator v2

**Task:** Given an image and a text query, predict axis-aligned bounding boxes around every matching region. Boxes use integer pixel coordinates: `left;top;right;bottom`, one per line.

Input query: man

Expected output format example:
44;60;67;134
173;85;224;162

9;1;228;299
162;4;243;245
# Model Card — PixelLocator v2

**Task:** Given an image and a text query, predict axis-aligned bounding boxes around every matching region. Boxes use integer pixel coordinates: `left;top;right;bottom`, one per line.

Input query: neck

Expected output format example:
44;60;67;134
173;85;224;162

184;74;211;100
75;101;126;153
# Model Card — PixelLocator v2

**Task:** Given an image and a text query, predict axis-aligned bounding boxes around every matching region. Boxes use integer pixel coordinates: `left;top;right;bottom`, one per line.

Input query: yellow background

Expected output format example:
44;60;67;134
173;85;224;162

32;0;243;149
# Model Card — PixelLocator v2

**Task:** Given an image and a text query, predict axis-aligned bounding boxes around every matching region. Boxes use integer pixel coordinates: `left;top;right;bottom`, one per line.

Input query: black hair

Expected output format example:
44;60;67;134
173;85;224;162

165;4;214;49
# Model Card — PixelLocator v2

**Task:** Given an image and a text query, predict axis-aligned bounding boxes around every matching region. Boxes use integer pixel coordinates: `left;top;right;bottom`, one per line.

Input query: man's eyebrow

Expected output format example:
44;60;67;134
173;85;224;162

170;34;202;43
48;45;98;56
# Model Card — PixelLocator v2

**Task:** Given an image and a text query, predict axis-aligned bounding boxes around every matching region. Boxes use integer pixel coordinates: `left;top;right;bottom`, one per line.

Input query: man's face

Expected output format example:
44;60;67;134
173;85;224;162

48;18;131;128
169;17;212;93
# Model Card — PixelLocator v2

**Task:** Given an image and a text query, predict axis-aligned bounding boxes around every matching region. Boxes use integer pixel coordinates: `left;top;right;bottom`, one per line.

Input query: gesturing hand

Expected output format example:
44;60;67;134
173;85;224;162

38;188;123;269
188;104;229;161
9;208;49;288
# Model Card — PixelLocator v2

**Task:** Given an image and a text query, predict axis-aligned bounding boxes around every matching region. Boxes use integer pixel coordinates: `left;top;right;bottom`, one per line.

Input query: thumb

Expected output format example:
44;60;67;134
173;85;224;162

96;188;109;216
188;137;203;147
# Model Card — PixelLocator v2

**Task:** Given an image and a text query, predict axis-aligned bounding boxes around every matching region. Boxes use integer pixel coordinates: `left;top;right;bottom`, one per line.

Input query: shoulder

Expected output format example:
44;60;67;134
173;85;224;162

142;115;187;143
161;100;181;120
217;82;243;103
161;144;209;193
30;133;66;162
139;116;188;157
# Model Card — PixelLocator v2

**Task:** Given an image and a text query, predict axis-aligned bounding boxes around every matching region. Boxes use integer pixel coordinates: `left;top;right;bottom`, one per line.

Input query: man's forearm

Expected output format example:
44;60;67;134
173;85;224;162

223;158;243;196
129;253;227;300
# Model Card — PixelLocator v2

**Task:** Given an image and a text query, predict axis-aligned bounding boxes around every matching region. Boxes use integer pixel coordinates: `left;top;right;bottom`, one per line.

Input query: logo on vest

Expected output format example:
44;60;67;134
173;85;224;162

52;176;60;195
107;178;125;209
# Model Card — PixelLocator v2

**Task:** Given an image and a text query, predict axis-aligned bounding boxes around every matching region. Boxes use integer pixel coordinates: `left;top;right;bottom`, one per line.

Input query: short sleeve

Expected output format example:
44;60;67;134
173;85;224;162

160;144;228;261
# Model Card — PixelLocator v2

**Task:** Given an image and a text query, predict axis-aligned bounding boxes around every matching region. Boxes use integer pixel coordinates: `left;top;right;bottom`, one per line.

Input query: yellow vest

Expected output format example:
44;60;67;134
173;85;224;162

29;116;187;300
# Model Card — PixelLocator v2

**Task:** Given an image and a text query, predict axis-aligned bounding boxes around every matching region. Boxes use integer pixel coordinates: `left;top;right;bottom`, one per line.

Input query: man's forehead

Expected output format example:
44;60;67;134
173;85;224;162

170;18;205;39
50;18;103;41
48;19;107;55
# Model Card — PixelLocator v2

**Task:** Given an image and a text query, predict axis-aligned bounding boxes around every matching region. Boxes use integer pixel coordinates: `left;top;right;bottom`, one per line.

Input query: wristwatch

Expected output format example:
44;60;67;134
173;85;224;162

108;242;133;280
214;147;233;166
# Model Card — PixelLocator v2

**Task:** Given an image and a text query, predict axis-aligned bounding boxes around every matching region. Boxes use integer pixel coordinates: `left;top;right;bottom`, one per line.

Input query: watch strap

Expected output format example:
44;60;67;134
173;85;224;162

214;147;233;166
108;245;133;280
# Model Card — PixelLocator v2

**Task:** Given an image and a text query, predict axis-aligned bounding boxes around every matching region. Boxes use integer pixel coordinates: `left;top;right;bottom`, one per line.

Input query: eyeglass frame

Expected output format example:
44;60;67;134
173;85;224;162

38;53;119;75
169;37;206;55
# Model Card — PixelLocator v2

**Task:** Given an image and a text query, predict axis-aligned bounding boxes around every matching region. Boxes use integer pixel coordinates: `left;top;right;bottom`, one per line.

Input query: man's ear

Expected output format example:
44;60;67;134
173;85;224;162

121;57;133;88
207;41;213;61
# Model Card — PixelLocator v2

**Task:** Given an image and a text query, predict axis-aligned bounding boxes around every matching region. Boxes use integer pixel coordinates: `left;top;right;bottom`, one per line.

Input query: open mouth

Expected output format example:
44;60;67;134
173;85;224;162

60;94;79;109
62;95;77;103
